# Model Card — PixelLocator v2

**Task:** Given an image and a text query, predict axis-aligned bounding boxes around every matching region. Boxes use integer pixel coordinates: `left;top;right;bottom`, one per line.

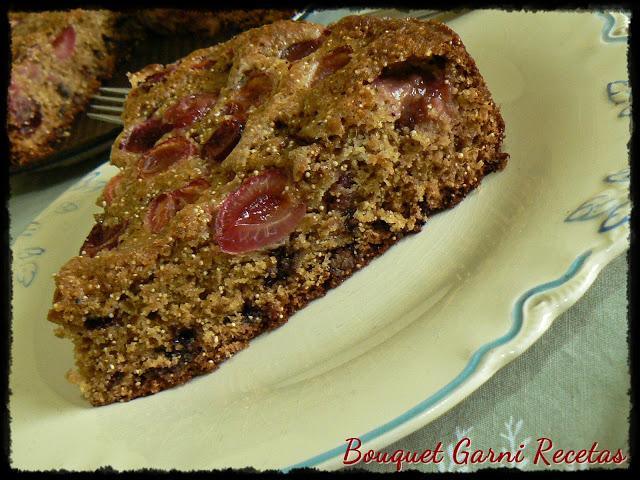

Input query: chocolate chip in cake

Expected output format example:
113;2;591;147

56;83;71;99
371;219;391;232
173;328;196;347
344;207;359;234
336;173;355;189
322;173;357;212
418;198;431;217
264;246;294;286
330;247;357;278
109;371;124;384
161;328;201;364
84;316;115;330
241;302;264;324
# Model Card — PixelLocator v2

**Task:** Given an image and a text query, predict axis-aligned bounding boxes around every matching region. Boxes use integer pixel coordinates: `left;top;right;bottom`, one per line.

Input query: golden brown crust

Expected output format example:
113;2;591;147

48;15;507;406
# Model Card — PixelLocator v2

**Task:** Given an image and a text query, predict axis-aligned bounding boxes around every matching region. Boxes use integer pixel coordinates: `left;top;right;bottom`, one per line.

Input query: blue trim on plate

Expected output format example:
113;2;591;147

565;169;630;233
282;250;592;472
605;168;630;184
596;12;629;43
606;80;631;117
16;261;38;288
600;201;630;233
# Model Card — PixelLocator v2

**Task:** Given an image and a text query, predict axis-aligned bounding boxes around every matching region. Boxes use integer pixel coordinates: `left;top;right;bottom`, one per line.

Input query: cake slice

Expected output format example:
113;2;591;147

8;9;127;167
48;15;507;406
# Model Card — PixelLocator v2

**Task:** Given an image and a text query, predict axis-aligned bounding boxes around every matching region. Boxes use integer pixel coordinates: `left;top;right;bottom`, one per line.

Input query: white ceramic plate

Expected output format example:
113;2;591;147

10;9;630;471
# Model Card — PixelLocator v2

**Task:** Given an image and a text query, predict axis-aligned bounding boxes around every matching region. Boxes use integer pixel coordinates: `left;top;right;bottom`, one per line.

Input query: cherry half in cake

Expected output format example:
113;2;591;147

49;16;507;405
214;170;307;254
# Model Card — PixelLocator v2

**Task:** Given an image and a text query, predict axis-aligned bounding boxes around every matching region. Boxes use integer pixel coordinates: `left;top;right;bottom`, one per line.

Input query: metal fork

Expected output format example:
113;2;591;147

87;87;129;125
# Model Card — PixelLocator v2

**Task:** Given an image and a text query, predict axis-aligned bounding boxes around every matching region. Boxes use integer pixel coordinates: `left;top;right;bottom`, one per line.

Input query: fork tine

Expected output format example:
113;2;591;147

90;87;126;124
90;104;124;113
99;86;130;95
92;94;127;104
87;112;124;125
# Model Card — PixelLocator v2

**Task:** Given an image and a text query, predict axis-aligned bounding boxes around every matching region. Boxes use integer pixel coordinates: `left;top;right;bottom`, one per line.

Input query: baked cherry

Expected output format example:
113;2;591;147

202;118;244;164
163;93;218;129
141;63;178;87
373;64;451;130
11;62;43;82
145;193;178;234
396;98;429;130
373;73;426;101
190;58;216;70
144;178;210;233
138;136;197;177
52;26;76;60
121;117;173;153
219;71;272;120
313;45;352;84
281;37;323;61
9;92;42;134
81;221;127;257
144;70;169;85
236;72;273;110
396;76;449;129
172;178;210;203
230;72;273;118
214;170;306;254
103;173;123;206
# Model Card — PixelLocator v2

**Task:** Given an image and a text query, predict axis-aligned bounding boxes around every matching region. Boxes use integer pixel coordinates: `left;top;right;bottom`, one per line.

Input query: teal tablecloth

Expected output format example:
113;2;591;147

10;158;629;472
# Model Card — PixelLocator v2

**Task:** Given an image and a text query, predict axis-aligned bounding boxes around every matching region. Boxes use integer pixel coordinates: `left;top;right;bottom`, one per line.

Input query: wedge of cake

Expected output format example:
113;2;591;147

48;15;507;406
